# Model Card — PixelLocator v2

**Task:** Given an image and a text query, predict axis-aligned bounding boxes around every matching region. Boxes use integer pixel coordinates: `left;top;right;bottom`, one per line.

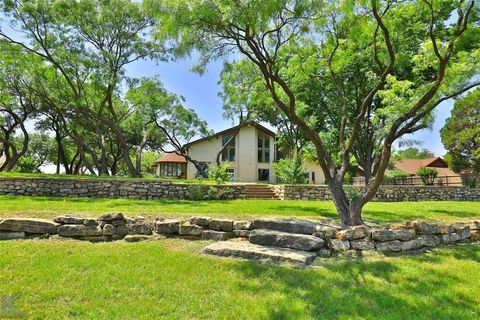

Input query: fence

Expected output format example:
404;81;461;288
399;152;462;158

353;175;464;186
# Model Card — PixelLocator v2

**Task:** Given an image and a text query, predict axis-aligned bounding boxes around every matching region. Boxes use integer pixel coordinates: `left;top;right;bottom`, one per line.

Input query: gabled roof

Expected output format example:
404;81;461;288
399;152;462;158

183;121;275;148
154;153;187;164
393;157;455;175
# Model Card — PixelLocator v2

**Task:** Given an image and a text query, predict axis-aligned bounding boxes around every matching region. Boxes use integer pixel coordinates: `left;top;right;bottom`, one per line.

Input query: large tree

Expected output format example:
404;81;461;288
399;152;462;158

162;0;480;225
0;0;164;176
441;88;480;175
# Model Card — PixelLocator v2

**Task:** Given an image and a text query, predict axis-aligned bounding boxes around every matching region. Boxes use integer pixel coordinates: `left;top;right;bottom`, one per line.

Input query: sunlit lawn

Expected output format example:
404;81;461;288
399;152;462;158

1;195;479;319
1;239;479;319
0;195;478;224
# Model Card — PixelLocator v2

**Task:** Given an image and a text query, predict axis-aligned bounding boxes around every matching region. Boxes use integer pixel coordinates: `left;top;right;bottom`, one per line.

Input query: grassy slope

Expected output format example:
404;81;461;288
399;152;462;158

0;196;478;223
0;239;479;319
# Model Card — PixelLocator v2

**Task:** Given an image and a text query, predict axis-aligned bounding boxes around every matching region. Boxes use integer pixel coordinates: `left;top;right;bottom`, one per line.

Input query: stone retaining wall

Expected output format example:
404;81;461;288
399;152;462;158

272;185;480;201
1;214;479;259
0;177;245;200
0;177;479;201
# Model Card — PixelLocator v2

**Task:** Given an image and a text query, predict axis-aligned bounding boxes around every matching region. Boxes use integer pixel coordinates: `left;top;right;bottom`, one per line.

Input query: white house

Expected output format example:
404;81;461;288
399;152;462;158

153;122;326;184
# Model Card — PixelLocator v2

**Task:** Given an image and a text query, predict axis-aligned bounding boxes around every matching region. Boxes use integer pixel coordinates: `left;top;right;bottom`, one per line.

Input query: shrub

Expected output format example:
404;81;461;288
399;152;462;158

187;185;228;200
207;162;232;184
417;166;438;185
13;157;37;173
273;152;308;184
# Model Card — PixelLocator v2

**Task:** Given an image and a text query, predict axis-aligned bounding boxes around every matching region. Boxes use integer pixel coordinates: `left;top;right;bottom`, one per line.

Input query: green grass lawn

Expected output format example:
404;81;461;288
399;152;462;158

0;195;478;224
1;239;479;319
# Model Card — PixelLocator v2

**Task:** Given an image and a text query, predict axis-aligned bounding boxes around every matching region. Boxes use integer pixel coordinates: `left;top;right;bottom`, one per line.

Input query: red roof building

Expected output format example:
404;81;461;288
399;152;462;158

392;157;456;176
153;153;187;178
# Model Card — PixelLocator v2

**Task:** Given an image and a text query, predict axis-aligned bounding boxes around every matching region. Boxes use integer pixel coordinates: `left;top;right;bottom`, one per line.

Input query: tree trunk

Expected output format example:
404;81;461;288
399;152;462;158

4;123;29;171
328;178;365;226
215;123;242;165
135;125;149;176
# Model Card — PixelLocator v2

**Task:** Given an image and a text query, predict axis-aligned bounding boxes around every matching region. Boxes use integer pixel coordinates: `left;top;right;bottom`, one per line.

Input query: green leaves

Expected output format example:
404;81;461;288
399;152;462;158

440;88;480;174
273;151;308;185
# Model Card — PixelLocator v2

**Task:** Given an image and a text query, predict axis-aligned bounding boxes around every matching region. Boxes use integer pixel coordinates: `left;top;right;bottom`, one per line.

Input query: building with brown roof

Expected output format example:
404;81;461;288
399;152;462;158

152;121;326;184
153;153;187;178
391;157;456;176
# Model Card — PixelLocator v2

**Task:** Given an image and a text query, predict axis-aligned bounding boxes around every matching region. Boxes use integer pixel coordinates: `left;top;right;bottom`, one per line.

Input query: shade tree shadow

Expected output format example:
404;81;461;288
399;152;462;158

229;245;480;319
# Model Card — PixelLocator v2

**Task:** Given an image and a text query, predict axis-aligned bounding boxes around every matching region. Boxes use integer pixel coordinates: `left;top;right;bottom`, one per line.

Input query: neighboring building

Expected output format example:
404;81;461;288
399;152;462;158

153;153;187;178
389;157;456;176
152;122;326;184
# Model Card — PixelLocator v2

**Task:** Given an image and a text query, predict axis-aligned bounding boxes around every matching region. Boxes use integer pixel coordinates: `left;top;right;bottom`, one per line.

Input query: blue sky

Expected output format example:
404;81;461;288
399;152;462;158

126;57;453;156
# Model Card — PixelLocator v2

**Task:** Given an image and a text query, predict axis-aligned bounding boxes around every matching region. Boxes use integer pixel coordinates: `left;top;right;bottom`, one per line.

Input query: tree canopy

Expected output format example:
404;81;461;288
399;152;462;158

161;0;480;225
0;0;210;176
441;88;480;174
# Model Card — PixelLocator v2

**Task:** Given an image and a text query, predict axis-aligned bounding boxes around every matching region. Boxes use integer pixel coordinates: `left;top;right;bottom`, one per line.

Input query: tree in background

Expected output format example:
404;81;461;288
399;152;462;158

126;78;212;178
273;152;308;185
0;0;165;176
441;89;480;179
164;0;480;225
25;133;55;171
393;147;435;160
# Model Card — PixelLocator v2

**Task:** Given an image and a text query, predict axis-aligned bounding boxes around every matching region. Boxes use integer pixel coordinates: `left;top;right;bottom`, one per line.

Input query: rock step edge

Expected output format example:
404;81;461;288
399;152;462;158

202;241;317;266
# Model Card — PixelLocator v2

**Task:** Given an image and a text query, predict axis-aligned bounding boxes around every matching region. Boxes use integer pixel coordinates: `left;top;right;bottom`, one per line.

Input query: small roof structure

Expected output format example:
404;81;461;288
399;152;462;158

154;153;187;164
392;157;456;176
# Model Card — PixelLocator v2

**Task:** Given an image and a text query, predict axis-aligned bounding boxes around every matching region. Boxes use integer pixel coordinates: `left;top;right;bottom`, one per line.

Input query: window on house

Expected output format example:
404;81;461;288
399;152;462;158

258;169;270;181
222;134;236;161
258;133;271;163
226;168;235;179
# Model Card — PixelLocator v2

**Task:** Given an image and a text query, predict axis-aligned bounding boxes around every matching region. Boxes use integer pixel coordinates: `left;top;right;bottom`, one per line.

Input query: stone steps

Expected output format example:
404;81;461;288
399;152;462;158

249;229;324;251
244;185;279;200
202;241;317;266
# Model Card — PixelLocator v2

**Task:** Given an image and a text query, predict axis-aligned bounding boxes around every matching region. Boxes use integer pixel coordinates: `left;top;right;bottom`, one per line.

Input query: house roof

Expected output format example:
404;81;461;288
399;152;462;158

154;153;187;164
393;157;456;176
183;121;275;148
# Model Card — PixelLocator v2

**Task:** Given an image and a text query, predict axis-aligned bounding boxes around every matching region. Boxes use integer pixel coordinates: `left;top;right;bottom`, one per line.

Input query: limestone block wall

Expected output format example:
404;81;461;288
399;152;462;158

0;177;246;200
1;214;479;259
271;185;480;202
0;177;479;201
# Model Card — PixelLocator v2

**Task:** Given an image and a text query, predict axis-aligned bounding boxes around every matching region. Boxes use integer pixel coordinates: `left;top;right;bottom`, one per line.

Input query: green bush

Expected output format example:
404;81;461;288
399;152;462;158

273;152;308;184
417;166;438;185
187;185;228;200
13;157;37;173
207;162;232;184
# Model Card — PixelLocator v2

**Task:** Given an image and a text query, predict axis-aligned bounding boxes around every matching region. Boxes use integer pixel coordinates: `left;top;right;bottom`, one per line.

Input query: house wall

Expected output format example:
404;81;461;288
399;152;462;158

186;135;222;179
185;125;276;183
304;161;326;185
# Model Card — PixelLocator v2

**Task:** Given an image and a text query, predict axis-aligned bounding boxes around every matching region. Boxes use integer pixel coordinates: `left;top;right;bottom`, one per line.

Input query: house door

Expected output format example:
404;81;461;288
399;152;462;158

311;172;316;184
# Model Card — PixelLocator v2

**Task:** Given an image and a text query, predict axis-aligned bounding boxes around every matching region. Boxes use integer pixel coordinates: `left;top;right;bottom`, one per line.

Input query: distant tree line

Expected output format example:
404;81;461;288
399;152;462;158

0;0;211;176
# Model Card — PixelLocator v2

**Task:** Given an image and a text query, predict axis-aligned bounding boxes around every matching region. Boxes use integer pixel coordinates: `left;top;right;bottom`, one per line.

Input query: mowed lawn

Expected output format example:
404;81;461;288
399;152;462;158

1;196;479;319
0;195;478;223
0;239;479;319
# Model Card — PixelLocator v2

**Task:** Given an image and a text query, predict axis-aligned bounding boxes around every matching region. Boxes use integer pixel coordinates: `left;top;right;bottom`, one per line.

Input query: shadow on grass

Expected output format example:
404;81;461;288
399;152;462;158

231;245;480;319
363;208;480;224
261;204;337;218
